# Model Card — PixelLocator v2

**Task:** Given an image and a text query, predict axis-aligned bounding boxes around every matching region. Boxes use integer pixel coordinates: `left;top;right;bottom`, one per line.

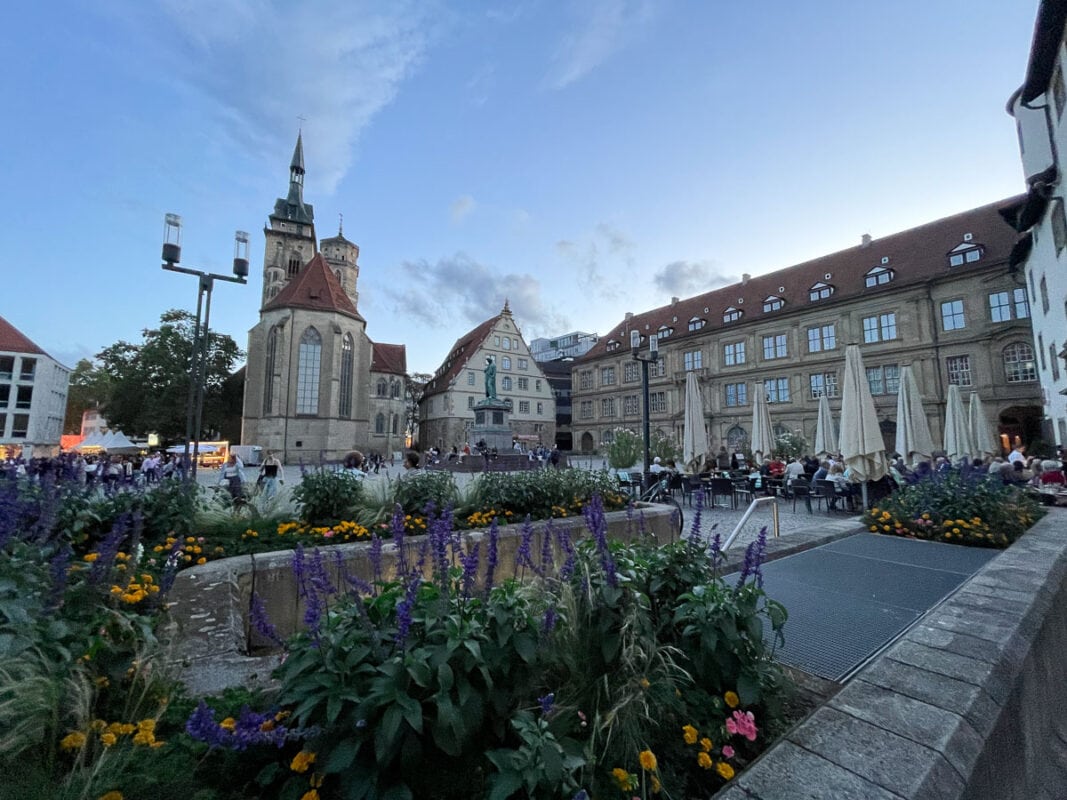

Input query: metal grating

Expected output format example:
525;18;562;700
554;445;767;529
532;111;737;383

734;533;999;682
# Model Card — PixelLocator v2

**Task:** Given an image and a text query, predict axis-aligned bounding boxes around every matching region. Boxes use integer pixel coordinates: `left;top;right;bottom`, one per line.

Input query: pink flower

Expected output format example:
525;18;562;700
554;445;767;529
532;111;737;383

323;530;335;538
722;745;735;759
726;710;758;741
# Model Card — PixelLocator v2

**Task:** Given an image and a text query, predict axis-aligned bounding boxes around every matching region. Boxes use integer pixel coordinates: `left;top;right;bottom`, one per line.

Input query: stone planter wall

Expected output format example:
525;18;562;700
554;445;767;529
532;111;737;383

165;504;679;694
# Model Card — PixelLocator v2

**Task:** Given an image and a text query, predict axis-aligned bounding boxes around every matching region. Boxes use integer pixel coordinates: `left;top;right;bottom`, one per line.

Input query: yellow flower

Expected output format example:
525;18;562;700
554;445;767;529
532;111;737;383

137;718;155;732
639;749;657;771
724;690;740;708
611;768;636;791
300;791;320;800
639;677;650;689
60;731;87;750
700;737;713;752
697;751;713;769
98;793;123;800
90;720;107;732
716;761;736;780
291;751;317;773
132;730;156;746
650;774;662;794
100;732;117;747
682;724;698;745
220;717;236;731
83;553;99;562
196;557;207;565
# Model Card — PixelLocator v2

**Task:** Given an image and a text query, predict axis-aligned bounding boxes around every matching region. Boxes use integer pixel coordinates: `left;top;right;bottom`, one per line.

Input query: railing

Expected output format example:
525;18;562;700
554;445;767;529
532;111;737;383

722;495;780;551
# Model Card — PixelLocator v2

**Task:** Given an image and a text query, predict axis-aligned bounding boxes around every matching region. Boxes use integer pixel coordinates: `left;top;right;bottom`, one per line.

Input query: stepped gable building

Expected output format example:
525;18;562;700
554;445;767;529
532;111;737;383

368;342;407;459
0;315;69;457
1006;0;1067;446
241;134;406;461
419;302;556;450
572;198;1043;457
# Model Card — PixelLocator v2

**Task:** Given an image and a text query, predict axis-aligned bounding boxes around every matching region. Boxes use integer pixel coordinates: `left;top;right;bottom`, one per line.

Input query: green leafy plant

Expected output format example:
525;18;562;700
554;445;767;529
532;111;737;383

607;428;641;469
292;469;364;525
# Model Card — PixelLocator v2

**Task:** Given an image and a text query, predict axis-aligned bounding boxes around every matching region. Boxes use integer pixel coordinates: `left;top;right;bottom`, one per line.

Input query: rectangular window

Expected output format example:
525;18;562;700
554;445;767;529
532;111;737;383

19;358;36;382
650;391;667;413
764;378;790;403
1053;199;1067;255
0;385;8;407
724;341;746;366
601;366;616;386
494;336;500;346
651;360;666;378
517;377;529;390
579;371;592;390
941;300;966;331
624;362;639;382
725;382;747;407
468;396;475;409
519;400;530;414
624;395;639;416
683;350;703;371
946;355;973;386
601;398;616;417
1051;344;1062;381
809;373;838;399
762;334;787;360
11;413;29;438
0;413;5;436
862;313;898;343
884;365;900;394
518;358;528;370
864;365;901;395
807;324;836;352
1055;63;1067;119
467;371;475;385
15;386;32;410
536;401;544;415
989;292;1011;323
502;376;512;391
0;356;12;381
1014;287;1030;319
579;401;593;419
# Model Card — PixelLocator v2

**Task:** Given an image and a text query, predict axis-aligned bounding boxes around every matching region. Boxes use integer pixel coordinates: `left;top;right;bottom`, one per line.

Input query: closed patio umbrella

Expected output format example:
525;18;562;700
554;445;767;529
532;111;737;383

813;393;837;459
682;371;710;472
943;384;974;464
894;365;936;465
750;386;775;462
968;392;997;460
839;345;888;507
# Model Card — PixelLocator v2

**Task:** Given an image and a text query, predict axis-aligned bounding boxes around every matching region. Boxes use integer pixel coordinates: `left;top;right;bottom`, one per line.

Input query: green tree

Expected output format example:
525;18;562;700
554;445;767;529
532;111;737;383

62;358;111;434
607;427;641;469
95;309;242;440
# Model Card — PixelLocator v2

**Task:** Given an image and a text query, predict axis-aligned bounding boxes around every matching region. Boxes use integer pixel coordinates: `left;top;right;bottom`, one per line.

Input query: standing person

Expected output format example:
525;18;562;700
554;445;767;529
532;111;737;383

258;450;283;498
1008;444;1027;466
218;454;245;501
550;444;562;469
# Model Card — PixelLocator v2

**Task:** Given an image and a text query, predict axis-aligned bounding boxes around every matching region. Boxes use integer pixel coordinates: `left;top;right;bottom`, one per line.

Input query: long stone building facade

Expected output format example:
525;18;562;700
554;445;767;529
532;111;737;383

419;303;556;450
572;198;1043;457
240;134;407;461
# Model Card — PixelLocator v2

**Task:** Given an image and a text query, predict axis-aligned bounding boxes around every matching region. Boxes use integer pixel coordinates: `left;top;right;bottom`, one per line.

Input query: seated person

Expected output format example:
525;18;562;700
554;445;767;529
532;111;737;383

1039;460;1066;487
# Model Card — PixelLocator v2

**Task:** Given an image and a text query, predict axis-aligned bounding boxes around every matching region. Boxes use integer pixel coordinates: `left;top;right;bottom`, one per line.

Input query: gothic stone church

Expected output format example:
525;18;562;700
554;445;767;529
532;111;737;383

241;134;407;461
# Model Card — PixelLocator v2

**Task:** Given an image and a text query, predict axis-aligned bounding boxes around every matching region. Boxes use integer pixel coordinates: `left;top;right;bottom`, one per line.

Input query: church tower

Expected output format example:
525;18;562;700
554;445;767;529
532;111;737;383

261;133;318;307
320;217;361;309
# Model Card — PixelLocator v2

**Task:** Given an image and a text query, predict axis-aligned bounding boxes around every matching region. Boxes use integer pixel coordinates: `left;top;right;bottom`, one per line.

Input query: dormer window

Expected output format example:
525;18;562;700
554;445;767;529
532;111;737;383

948;241;983;267
809;282;834;302
865;266;894;287
606;339;620;352
723;306;742;323
763;295;784;313
656;325;674;339
688;317;706;331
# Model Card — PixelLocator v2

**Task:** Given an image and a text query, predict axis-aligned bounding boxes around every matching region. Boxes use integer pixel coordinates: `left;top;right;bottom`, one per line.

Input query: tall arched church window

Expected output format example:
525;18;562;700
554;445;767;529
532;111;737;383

263;326;279;415
376;378;388;397
339;334;354;418
296;327;322;415
375;413;386;434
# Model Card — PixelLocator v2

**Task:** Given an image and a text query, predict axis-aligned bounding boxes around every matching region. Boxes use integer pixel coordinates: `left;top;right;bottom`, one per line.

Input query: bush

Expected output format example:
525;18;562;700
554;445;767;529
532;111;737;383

292;469;364;525
862;472;1043;547
607;428;641;469
391;469;460;515
466;468;628;522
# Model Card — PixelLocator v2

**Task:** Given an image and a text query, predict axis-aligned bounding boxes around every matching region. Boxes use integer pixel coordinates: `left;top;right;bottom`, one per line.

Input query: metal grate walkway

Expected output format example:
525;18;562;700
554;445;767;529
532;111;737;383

746;532;999;682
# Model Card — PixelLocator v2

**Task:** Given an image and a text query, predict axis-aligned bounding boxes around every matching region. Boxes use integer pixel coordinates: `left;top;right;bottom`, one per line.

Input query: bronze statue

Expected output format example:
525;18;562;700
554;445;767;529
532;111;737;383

484;355;497;400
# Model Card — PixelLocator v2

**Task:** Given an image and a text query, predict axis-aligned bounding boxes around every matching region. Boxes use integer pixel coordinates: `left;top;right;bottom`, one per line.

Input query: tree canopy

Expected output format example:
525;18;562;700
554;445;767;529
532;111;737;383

81;310;243;440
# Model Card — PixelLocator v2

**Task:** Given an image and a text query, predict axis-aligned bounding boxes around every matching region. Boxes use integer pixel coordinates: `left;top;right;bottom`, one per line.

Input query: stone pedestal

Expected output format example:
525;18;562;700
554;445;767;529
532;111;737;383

471;399;512;452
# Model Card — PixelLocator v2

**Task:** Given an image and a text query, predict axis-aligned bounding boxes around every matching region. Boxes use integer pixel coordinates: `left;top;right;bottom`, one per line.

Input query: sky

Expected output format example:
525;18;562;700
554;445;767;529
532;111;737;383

1;0;1041;375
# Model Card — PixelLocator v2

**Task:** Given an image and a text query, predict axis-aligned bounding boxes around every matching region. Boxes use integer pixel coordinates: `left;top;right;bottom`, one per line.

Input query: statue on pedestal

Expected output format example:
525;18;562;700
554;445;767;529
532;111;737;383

484;355;497;400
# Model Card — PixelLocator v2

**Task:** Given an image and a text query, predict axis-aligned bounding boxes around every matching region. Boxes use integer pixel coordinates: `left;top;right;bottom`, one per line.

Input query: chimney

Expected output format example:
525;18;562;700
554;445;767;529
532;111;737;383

624;312;634;321
741;273;750;285
671;296;679;305
861;233;872;248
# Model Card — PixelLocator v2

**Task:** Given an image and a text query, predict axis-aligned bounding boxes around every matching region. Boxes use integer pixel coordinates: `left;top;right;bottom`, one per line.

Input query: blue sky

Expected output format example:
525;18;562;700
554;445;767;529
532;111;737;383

2;1;1038;374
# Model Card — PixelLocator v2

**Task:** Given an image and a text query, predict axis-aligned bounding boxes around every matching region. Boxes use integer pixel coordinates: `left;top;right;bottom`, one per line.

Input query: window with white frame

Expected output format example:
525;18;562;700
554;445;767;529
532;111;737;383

601;366;616;385
601;398;616;417
650;391;667;413
764;377;790;403
518;358;529;369
579;401;593;419
724;341;745;366
809;373;838;398
723;306;742;323
862;312;897;343
865;266;894;287
725;382;747;407
624;362;639;382
579;371;592;389
762;334;787;360
519;400;530;414
688;317;706;331
502;338;511;350
517;377;529;390
946;356;972;386
502;356;512;369
468;396;475;409
763;295;784;313
296;327;322;414
624;395;639;416
1003;343;1037;383
683;350;703;371
807;324;836;352
537;401;544;415
809;282;834;301
940;300;966;331
502;376;512;391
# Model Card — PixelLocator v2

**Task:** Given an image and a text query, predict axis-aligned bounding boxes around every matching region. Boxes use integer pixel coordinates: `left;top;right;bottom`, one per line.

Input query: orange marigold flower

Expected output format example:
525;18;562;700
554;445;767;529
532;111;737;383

697;751;713;769
682;724;698;745
724;690;740;708
716;761;736;780
638;749;657;771
60;731;87;750
700;737;713;752
291;751;316;773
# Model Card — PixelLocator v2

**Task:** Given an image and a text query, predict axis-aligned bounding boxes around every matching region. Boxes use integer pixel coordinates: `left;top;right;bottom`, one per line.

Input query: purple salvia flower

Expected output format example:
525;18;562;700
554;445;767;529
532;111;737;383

394;573;421;649
88;516;129;585
637;508;648;538
542;605;557;634
582;493;617;588
460;542;480;600
45;546;72;612
709;531;724;573
626;501;635;538
249;592;283;647
539;519;555;577
538;692;555;716
687;491;704;549
291;543;307;595
390;504;408;576
185;701;227;748
752;525;768;588
345;575;374;596
515;515;535;578
429;511;450;588
484;517;500;596
556;526;576;582
369;533;383;588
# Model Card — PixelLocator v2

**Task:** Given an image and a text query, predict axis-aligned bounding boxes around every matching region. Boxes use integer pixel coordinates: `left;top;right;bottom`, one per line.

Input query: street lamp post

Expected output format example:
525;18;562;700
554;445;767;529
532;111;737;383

630;330;660;491
161;214;249;480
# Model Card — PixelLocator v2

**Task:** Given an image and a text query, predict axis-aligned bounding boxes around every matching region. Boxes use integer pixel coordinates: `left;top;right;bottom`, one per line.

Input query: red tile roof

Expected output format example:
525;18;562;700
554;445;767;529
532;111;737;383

371;342;407;375
581;196;1024;362
0;315;47;355
423;313;504;398
263;252;365;321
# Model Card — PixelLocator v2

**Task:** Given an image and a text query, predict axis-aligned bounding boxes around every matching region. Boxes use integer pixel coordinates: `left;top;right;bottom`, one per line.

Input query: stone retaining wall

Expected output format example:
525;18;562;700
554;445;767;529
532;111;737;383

715;507;1067;800
166;504;678;694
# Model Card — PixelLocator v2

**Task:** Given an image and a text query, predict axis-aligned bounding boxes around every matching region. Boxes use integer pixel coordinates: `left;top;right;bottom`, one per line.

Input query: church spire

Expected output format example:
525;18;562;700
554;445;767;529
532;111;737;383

277;131;313;225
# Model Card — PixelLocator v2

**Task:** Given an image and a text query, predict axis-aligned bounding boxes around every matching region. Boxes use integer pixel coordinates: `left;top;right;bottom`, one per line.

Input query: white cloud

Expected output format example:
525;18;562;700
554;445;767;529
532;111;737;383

146;0;437;192
383;253;570;335
653;260;734;298
554;222;637;301
547;0;655;89
450;194;477;223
